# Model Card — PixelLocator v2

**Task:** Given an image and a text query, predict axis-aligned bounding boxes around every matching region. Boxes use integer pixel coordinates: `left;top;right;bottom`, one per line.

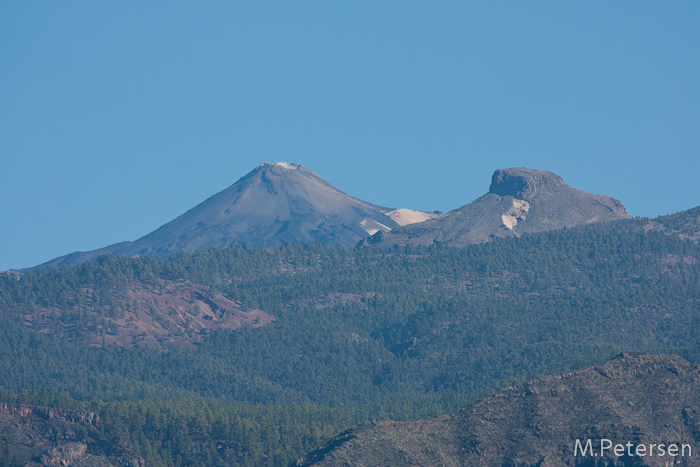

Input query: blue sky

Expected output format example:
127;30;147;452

1;2;698;271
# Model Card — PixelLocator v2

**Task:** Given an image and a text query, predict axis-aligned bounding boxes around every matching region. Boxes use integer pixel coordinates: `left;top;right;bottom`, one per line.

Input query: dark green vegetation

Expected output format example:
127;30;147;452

1;209;699;466
295;353;700;467
0;389;383;467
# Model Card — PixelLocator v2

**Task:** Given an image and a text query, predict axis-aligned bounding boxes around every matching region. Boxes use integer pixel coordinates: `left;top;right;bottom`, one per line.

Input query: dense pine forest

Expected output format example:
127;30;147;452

1;211;699;466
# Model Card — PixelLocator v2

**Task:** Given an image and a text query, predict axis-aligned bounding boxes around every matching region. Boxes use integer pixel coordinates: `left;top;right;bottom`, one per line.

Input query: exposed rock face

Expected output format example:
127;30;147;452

501;198;529;230
361;167;630;248
0;403;138;467
39;442;88;467
489;167;565;201
295;353;700;467
385;209;442;226
25;278;272;350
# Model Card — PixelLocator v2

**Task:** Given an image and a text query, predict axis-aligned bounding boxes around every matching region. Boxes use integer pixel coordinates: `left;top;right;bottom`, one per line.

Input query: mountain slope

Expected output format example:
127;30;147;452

361;167;630;247
644;205;700;242
0;403;140;467
5;213;700;405
2;210;700;465
39;162;408;267
296;353;700;467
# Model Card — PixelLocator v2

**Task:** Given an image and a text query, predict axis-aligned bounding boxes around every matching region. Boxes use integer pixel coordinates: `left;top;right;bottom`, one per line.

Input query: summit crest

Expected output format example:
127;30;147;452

361;167;630;248
38;162;436;267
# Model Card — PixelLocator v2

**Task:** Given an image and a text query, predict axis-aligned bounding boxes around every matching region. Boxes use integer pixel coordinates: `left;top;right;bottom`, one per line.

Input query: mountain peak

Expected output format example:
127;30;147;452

257;161;302;171
37;162;407;267
360;166;630;248
489;167;565;201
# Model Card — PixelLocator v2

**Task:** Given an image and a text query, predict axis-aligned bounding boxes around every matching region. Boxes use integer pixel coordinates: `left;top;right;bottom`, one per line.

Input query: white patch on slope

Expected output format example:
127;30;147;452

360;218;392;236
385;209;442;227
501;199;530;230
274;161;297;169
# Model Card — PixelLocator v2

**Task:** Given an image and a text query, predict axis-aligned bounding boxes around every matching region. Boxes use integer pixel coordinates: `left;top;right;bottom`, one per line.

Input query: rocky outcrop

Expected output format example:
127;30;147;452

39;443;88;467
0;403;100;425
296;353;700;467
489;167;565;201
0;404;136;466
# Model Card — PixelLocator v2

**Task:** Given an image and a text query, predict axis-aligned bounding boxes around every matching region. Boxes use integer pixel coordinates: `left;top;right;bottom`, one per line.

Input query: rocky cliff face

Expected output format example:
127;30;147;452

489;167;566;200
0;403;141;467
360;167;630;248
295;353;700;467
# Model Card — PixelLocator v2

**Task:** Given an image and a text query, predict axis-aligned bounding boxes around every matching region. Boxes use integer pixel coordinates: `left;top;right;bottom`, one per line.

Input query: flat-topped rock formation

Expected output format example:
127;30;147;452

360;167;630;248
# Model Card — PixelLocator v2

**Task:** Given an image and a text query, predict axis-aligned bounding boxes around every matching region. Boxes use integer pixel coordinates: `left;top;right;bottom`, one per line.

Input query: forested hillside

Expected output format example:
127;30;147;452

294;353;700;467
1;212;699;466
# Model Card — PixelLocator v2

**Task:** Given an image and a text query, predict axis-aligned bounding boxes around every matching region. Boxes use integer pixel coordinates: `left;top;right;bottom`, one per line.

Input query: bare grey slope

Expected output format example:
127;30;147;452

39;162;399;267
361;167;630;248
296;353;700;467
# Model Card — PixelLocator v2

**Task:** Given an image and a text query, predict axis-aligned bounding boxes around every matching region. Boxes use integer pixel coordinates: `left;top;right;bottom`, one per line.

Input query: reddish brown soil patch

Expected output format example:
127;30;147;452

25;279;273;350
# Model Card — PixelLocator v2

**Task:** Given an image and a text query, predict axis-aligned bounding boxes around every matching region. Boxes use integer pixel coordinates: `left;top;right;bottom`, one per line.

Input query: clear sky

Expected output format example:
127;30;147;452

1;2;698;271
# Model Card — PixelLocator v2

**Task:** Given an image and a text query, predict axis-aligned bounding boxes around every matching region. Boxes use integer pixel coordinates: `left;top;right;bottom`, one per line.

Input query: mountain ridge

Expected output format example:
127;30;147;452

32;164;637;269
36;162;427;268
295;352;700;467
360;167;630;248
